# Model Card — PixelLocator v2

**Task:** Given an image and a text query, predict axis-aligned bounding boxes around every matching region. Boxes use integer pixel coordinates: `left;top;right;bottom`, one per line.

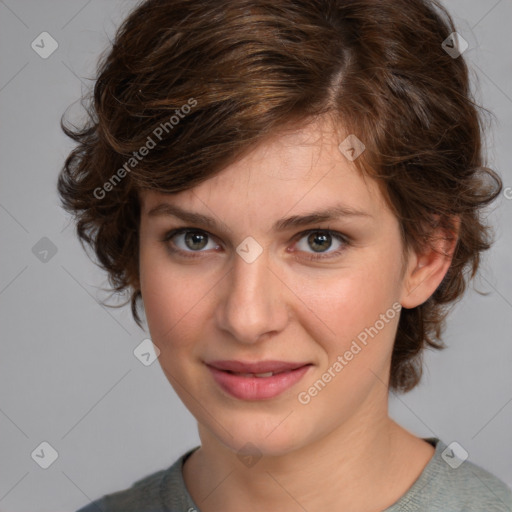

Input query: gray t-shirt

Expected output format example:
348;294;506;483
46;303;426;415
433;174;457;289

76;438;512;511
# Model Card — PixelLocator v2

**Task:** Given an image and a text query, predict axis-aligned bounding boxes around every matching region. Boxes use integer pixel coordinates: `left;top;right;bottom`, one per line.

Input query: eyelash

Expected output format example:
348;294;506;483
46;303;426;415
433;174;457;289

161;227;350;262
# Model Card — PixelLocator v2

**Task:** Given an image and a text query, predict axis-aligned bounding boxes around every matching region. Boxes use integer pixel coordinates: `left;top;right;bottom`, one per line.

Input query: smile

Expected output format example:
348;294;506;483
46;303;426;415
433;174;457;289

206;361;313;400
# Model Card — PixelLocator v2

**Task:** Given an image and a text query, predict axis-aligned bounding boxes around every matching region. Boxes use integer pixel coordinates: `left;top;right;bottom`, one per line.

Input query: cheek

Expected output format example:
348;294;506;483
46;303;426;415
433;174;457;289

295;261;401;381
304;265;398;337
139;247;203;345
294;270;400;416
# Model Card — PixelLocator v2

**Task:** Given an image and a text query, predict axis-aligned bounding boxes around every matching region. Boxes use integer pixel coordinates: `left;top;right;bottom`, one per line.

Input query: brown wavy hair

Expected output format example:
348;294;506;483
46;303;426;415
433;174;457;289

57;0;502;392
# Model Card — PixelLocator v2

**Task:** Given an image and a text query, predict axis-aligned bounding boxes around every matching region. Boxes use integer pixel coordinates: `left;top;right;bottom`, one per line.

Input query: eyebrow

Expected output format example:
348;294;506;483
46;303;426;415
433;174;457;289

147;202;372;232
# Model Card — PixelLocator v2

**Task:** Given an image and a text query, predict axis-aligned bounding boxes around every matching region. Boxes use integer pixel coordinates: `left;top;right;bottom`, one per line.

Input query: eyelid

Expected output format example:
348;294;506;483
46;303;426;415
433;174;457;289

162;226;351;262
289;228;349;259
163;227;348;247
162;227;222;251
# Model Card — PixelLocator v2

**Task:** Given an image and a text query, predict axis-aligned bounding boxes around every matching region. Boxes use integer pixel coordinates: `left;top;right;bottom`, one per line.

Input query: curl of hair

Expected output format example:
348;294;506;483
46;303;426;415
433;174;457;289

58;0;502;393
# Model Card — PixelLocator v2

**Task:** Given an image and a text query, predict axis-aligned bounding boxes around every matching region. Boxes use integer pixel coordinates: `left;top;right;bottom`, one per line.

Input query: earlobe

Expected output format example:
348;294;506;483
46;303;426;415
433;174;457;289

400;217;460;309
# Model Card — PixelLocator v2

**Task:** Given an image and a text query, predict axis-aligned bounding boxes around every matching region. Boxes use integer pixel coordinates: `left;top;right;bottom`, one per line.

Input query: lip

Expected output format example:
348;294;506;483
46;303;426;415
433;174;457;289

206;360;312;400
207;360;310;373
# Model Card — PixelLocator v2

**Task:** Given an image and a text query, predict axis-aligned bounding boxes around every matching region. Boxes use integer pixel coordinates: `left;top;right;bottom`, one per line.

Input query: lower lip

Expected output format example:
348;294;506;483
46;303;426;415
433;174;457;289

207;364;312;400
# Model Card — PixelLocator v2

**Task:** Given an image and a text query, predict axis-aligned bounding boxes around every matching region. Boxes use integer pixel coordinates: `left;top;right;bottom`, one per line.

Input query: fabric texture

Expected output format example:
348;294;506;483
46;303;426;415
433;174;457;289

76;438;512;512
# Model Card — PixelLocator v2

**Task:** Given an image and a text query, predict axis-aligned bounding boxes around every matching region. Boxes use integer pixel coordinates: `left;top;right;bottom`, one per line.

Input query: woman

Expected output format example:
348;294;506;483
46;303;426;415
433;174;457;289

58;0;512;510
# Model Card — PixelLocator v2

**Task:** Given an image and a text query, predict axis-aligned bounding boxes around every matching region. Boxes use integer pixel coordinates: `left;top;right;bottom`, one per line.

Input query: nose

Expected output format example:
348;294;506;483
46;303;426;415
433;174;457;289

215;246;289;345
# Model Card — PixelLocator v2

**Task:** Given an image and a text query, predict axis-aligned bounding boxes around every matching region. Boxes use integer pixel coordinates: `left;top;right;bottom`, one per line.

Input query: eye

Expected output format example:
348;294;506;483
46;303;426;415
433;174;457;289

292;229;349;261
162;227;350;261
162;228;220;258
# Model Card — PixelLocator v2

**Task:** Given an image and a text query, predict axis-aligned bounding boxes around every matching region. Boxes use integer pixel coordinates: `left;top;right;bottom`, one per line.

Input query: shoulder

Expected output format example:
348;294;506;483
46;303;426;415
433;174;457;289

388;438;512;512
434;455;512;511
75;447;200;512
75;468;168;512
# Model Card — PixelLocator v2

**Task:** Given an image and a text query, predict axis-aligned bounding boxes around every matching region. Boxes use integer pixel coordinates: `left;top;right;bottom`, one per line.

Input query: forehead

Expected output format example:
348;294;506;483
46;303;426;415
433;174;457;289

139;117;388;221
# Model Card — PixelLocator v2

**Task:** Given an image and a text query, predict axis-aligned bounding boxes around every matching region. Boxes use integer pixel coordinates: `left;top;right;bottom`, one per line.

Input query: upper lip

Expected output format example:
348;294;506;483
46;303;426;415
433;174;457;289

206;360;311;373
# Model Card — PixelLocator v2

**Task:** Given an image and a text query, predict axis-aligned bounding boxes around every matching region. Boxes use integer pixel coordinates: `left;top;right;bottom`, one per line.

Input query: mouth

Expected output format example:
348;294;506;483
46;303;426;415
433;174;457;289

221;369;297;378
206;359;311;374
205;360;313;400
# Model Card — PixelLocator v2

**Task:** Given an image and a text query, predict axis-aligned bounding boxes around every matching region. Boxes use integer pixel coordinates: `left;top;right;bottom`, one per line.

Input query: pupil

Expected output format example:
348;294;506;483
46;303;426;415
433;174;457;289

183;231;332;253
309;232;331;252
186;231;207;250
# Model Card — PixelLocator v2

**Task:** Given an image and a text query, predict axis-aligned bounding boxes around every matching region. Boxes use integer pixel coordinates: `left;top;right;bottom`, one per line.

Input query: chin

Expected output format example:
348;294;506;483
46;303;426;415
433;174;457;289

206;414;314;459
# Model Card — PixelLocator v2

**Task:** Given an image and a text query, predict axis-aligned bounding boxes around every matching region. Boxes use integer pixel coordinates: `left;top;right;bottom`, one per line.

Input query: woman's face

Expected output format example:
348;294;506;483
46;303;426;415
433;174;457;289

138;118;412;457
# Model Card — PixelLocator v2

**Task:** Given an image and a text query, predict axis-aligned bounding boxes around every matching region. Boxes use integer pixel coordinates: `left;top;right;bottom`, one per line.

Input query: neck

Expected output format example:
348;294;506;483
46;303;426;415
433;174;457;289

182;391;432;511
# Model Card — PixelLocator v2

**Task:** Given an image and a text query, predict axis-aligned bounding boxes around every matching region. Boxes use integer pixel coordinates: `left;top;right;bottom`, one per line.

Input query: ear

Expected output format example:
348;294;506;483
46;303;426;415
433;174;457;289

400;216;460;309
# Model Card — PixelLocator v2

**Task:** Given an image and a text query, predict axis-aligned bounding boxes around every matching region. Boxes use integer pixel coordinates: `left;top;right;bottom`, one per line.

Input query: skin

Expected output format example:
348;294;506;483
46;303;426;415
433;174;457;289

137;115;457;512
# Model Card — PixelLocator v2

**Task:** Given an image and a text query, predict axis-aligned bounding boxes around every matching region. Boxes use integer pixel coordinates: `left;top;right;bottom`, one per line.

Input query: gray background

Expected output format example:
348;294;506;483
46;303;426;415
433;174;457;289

0;0;511;510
